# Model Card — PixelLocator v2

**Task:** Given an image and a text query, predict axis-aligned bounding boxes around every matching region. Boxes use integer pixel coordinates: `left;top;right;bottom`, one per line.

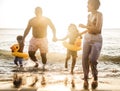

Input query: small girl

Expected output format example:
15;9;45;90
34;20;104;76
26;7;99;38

57;24;81;74
11;35;24;67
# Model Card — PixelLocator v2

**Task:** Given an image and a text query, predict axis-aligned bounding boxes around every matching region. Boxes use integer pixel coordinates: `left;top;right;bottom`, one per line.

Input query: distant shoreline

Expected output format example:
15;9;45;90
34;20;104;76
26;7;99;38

0;28;24;30
103;28;120;30
0;28;120;30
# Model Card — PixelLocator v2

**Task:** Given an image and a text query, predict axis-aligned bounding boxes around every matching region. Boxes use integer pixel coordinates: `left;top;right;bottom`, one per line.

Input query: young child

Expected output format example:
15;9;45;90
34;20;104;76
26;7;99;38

57;24;81;74
11;35;24;67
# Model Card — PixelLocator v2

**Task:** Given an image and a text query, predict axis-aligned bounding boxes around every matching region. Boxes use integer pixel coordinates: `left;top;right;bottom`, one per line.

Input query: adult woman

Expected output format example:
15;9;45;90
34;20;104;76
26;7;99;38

79;0;103;89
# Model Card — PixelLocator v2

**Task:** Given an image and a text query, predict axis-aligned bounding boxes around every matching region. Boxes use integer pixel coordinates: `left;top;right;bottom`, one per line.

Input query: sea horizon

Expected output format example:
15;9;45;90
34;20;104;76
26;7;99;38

1;27;120;30
0;28;120;62
0;28;120;91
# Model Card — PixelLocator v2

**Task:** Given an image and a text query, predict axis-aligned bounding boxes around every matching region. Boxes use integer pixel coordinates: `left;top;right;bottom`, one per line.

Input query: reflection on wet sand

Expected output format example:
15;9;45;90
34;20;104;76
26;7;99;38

0;70;120;91
12;72;78;90
0;57;120;91
7;71;119;91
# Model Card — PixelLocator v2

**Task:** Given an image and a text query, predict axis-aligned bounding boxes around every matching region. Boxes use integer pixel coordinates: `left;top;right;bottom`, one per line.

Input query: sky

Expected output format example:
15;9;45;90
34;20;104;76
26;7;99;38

0;0;120;29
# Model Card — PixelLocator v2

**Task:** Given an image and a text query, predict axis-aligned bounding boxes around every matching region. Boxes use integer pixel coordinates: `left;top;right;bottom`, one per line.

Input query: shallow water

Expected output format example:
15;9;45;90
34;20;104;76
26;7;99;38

0;59;120;91
0;29;120;56
0;58;120;81
0;29;120;90
0;28;120;82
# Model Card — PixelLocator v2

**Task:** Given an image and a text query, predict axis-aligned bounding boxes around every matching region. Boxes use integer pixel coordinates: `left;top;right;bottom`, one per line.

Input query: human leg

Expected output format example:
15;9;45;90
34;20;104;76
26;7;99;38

70;51;77;74
40;53;47;70
71;56;76;74
18;58;23;67
90;42;102;78
82;41;91;89
65;50;71;68
41;53;47;64
14;57;18;66
37;37;48;69
89;42;102;89
29;51;38;67
65;56;70;68
90;61;98;89
82;42;91;80
28;38;39;67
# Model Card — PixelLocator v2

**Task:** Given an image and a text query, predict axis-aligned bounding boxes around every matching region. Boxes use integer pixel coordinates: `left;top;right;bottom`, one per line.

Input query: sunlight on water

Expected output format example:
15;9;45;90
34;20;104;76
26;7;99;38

0;29;120;56
0;29;120;90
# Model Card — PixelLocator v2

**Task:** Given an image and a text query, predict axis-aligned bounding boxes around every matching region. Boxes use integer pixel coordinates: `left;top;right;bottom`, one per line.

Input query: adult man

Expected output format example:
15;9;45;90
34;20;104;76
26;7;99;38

23;7;57;69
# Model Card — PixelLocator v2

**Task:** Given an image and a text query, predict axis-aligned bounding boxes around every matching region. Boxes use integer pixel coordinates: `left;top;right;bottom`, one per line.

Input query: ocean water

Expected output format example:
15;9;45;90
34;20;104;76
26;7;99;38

0;28;120;61
0;28;120;84
0;29;65;52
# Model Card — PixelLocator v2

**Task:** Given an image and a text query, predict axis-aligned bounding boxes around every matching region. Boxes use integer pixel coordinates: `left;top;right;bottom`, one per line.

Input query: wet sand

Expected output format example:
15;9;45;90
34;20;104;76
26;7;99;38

0;51;120;91
0;71;120;91
0;66;120;90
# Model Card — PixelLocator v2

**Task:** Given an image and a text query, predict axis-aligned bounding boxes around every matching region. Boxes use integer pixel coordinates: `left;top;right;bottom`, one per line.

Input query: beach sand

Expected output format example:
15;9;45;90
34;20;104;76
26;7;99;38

0;69;120;91
0;50;120;91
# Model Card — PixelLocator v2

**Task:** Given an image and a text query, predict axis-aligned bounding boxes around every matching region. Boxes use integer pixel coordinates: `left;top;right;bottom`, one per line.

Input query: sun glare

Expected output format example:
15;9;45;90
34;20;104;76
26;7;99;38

0;0;120;29
3;0;88;38
0;0;87;29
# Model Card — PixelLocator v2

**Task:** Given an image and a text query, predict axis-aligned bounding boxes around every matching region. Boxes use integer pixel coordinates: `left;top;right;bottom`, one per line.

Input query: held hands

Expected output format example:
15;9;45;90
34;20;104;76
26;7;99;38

52;37;63;42
79;33;82;37
79;24;86;28
52;37;57;42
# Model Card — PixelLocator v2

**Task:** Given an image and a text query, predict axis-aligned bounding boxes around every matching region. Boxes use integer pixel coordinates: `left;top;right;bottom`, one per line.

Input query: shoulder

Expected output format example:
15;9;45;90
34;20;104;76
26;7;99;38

27;17;36;25
97;11;103;16
96;11;103;20
29;17;36;22
42;16;51;21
